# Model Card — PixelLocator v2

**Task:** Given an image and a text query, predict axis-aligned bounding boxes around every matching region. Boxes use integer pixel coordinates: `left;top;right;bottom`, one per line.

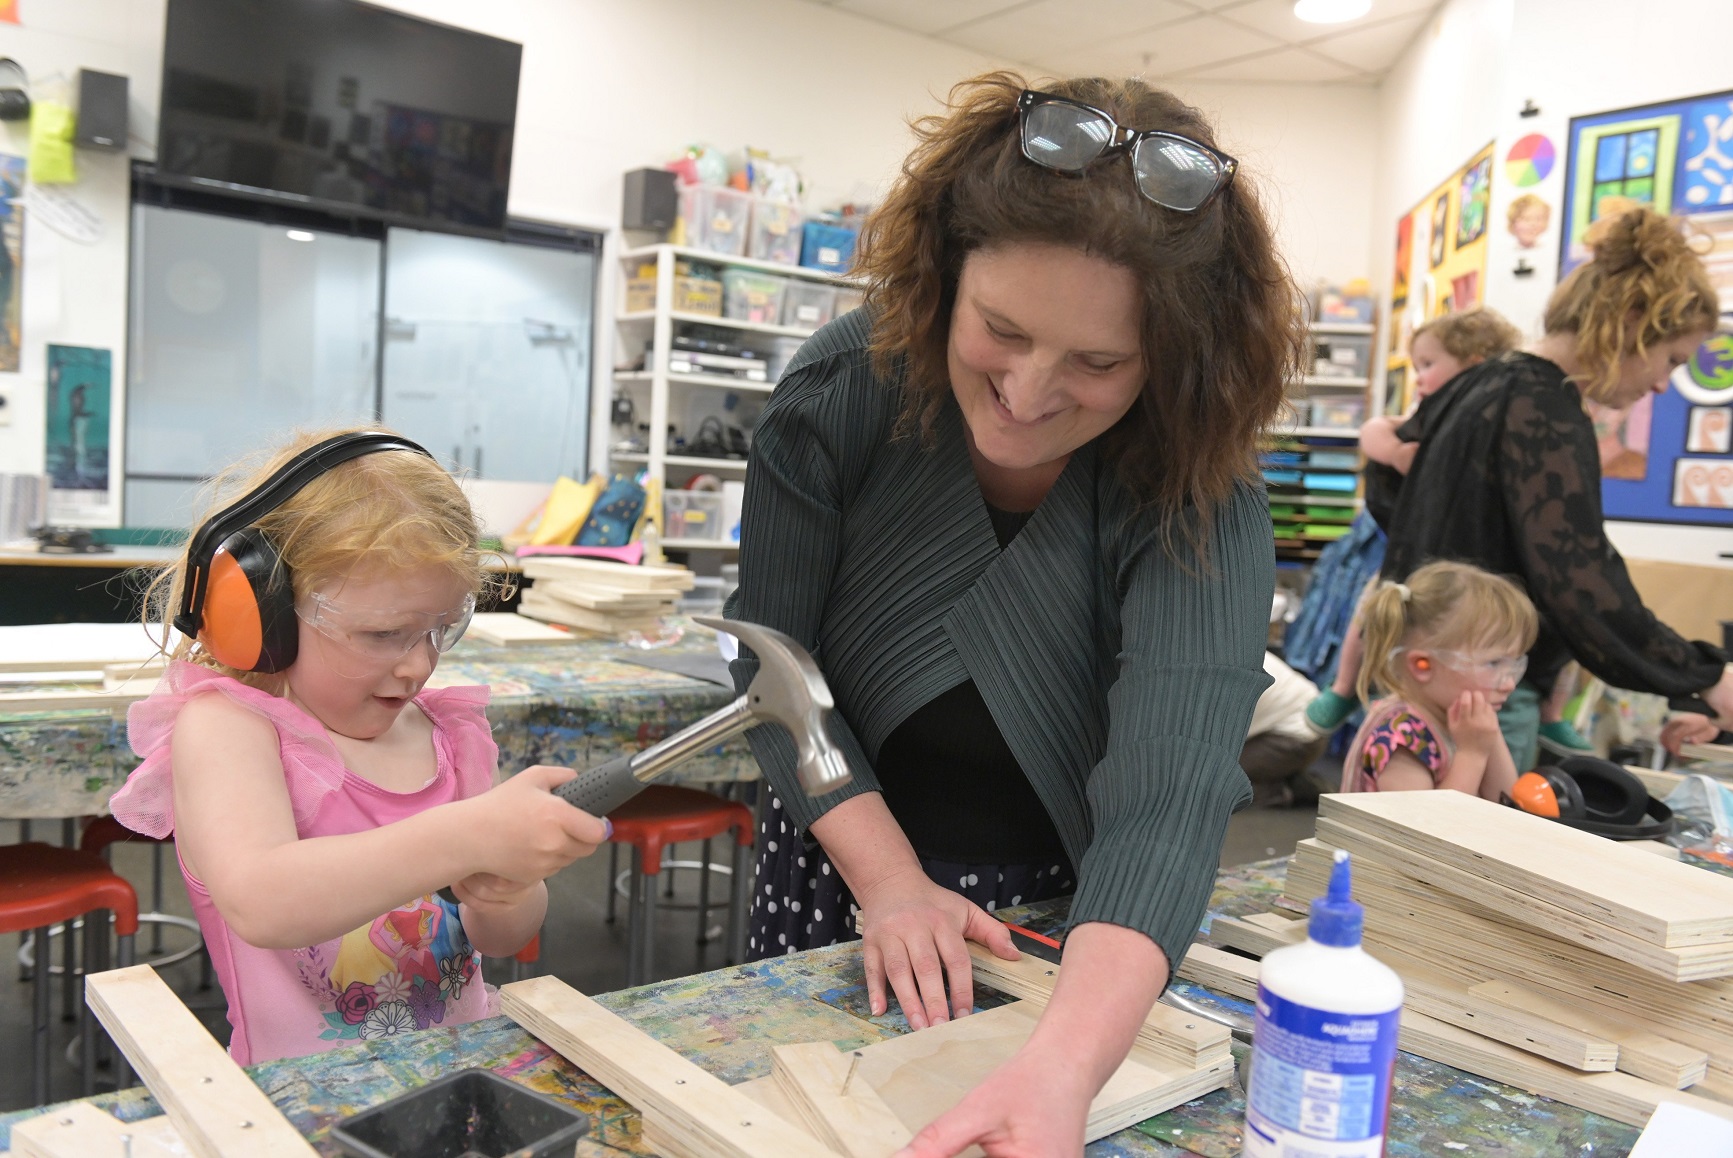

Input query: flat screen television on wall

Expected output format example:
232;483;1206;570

158;0;521;232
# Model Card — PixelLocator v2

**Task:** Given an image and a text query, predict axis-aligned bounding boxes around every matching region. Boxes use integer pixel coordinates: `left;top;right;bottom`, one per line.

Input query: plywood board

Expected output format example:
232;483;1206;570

536;579;676;610
0;622;167;673
1175;944;1261;1002
1319;791;1733;947
0;686;151;712
520;556;695;591
10;1104;187;1158
499;975;838;1158
967;942;1230;1070
736;1002;1233;1155
1312;817;1733;980
769;1043;911;1158
1468;981;1707;1088
1209;914;1304;958
83;966;315;1158
463;612;578;646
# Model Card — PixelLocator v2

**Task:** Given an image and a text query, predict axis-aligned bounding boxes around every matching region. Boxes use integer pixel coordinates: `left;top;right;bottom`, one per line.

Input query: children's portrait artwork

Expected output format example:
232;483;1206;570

1686;406;1732;454
45;344;112;493
1429;192;1450;267
1507;193;1552;248
1674;458;1733;508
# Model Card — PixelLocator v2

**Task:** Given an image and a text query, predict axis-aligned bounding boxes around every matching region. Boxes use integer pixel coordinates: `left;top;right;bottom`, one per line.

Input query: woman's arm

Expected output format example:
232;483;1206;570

171;694;604;949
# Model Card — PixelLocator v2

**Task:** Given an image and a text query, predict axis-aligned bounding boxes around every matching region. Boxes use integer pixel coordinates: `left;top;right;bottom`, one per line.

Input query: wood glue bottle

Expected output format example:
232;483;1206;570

1244;849;1403;1157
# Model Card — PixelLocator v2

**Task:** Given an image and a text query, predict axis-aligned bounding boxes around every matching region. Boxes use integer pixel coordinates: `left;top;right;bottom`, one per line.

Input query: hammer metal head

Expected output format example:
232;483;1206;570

696;616;853;799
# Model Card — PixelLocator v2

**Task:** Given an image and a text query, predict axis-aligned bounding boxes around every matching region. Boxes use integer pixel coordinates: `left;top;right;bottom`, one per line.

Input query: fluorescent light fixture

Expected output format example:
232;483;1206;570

285;229;316;242
1294;0;1372;23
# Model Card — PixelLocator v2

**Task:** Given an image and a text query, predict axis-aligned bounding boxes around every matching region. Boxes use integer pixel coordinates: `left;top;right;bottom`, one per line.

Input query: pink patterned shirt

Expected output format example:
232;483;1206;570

1341;697;1452;793
111;661;498;1066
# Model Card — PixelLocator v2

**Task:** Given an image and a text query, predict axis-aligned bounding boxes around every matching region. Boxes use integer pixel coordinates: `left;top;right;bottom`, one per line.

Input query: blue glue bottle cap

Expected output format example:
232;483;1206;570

1308;849;1364;948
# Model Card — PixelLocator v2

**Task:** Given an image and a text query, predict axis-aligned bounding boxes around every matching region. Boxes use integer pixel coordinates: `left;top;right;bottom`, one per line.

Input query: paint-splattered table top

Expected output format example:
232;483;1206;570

0;622;754;819
0;859;1643;1157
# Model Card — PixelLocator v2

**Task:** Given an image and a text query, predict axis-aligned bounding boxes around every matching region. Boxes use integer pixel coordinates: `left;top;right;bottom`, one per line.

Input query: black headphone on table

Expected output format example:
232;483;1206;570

1506;756;1674;841
173;432;434;674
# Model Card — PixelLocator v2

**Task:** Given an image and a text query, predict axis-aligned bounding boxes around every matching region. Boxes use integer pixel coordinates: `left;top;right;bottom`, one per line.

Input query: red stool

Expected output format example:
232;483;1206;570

508;933;540;983
0;842;138;1105
81;816;206;972
606;786;754;986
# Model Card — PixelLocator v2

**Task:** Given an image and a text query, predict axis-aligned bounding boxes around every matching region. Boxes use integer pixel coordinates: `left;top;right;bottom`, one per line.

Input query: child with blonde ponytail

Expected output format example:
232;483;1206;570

1343;561;1538;798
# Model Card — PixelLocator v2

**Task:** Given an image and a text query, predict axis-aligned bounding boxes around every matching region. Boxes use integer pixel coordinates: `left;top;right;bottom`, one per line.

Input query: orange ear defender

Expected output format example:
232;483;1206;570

173;432;433;674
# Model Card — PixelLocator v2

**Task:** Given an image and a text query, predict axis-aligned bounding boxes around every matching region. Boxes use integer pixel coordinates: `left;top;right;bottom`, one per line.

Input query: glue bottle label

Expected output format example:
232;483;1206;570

1244;986;1400;1157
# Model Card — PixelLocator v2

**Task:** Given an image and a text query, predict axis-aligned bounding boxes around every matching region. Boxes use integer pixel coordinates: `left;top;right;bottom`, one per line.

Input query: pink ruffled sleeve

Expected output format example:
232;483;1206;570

415;684;499;798
113;661;348;839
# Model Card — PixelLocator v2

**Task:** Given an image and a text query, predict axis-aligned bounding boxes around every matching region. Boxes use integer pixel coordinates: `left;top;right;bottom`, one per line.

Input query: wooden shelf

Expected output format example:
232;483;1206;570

1310;322;1375;335
620;242;856;287
613;370;774;394
1272;425;1362;438
660;538;739;551
616;310;816;339
665;455;748;471
1303;376;1372;389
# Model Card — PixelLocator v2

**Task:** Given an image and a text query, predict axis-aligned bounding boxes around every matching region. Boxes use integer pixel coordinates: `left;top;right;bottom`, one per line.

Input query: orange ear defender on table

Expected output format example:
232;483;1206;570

171;432;433;674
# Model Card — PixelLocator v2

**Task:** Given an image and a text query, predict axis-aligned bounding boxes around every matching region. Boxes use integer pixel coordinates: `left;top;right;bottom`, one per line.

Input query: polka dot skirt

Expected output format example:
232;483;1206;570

747;790;1077;960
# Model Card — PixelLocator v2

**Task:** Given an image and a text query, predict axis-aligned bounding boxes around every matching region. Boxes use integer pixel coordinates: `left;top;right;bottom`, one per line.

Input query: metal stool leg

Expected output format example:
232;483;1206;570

638;855;658;987
150;844;165;955
695;836;714;968
727;836;751;966
606;844;619;924
32;923;51;1106
626;849;643;986
665;843;677;899
61;915;78;1022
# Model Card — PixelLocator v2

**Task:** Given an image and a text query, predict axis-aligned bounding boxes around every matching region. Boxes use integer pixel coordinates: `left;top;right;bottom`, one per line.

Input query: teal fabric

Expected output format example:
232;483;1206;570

1499;682;1543;773
724;310;1275;967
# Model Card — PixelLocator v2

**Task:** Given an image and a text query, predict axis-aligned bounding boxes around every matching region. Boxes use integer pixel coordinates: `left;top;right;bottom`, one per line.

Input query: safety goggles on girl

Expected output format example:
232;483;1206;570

1016;89;1238;212
1431;649;1529;687
298;590;475;662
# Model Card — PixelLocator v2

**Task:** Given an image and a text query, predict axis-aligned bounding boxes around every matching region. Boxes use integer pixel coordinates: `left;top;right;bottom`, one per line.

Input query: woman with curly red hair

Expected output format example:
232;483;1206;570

726;72;1301;1154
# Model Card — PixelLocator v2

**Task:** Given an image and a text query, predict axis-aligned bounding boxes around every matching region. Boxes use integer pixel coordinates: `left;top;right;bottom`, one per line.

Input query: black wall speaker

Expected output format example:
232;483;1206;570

622;167;677;231
75;69;128;151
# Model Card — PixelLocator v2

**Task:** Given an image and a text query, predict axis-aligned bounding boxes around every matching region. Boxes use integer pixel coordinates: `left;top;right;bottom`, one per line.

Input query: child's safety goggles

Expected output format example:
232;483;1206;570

1432;649;1529;686
1016;89;1238;213
298;591;476;662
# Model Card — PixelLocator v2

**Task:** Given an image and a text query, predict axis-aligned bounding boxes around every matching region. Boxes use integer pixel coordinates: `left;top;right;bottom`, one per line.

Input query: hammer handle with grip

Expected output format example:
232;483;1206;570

553;754;643;817
552;695;757;816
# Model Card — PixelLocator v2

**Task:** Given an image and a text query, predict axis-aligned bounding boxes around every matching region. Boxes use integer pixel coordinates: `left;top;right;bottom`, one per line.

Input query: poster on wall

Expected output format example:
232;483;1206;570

44;345;112;513
1386;142;1497;412
1561;88;1733;527
0;154;22;374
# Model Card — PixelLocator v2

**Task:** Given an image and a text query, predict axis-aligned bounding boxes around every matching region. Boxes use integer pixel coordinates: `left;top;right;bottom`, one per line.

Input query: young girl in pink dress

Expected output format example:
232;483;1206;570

1343;560;1537;798
111;428;608;1065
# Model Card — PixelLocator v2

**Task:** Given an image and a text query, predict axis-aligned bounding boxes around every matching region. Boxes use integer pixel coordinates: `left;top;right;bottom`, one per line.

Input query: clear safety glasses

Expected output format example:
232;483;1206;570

1016;89;1238;213
298;591;476;664
1431;649;1529;687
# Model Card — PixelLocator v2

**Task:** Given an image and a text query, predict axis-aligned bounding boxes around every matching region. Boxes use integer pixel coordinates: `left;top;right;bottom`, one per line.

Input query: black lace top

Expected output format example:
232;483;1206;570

1381;351;1727;698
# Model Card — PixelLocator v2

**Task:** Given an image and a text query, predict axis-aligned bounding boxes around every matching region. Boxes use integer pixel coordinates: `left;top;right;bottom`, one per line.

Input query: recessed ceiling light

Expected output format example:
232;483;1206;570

1294;0;1372;23
285;229;316;242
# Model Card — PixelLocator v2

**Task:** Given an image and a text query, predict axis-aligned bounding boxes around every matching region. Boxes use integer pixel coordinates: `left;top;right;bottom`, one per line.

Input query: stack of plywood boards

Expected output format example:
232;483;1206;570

516;556;694;638
1259;789;1733;1128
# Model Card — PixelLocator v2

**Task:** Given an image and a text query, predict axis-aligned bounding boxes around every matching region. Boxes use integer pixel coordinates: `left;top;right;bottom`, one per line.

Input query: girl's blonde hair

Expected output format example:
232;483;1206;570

1411;307;1522;365
1543;206;1718;402
147;426;495;690
1356;561;1539;705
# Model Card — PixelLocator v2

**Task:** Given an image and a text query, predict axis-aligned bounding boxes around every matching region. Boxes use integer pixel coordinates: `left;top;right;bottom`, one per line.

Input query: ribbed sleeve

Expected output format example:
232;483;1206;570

1067;484;1272;968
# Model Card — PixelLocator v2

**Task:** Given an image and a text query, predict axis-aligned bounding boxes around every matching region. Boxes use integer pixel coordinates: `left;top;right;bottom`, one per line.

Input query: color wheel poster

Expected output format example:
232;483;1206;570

1561;88;1733;526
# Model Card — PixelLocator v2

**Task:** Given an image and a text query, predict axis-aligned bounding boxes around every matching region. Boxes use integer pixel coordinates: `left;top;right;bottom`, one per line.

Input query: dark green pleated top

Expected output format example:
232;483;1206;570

724;310;1275;967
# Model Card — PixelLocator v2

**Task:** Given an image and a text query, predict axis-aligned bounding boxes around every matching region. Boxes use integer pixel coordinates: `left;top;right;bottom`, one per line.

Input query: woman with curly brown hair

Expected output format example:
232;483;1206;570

725;72;1301;1154
1382;207;1730;773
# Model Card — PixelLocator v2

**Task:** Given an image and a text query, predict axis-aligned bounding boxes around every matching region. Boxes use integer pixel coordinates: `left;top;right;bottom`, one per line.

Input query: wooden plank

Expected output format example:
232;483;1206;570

1468;981;1708;1089
10;1105;187;1158
1313;817;1733;980
966;942;1230;1070
1175;944;1260;1002
736;1002;1233;1152
519;556;695;590
1628;765;1687;799
1398;1008;1733;1129
462;611;578;646
535;579;677;609
1285;842;1733;1078
1209;914;1304;957
498;975;840;1158
1681;743;1733;764
0;686;151;712
83;966;315;1158
1319;790;1733;947
769;1043;912;1158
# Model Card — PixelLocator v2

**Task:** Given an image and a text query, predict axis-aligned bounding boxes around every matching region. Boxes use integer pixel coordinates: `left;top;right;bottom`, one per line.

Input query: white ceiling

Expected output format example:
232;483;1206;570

805;0;1446;84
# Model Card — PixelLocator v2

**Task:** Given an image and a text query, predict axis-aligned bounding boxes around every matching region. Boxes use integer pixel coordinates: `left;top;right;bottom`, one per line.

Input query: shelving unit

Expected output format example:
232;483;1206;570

608;243;854;553
1265;317;1376;567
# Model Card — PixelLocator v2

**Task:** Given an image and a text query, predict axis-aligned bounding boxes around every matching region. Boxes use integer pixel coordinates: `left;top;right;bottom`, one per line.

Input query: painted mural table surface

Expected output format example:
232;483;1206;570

0;621;753;819
0;859;1644;1157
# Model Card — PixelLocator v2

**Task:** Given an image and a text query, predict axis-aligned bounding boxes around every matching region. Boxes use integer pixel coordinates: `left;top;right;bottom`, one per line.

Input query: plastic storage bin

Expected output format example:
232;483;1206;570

664;490;725;540
331;1069;588;1158
722;269;788;325
800;221;858;273
781;282;837;331
679;185;754;256
1310;333;1372;380
749;199;805;265
1312;397;1366;429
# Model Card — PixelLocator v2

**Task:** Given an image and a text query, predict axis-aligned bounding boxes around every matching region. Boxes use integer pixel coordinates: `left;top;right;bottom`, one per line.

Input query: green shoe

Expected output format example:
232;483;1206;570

1303;689;1359;737
1537;719;1594;757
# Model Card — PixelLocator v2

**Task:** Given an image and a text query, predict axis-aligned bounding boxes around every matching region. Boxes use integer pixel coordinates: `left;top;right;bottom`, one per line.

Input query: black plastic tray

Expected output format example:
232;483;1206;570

331;1068;589;1158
